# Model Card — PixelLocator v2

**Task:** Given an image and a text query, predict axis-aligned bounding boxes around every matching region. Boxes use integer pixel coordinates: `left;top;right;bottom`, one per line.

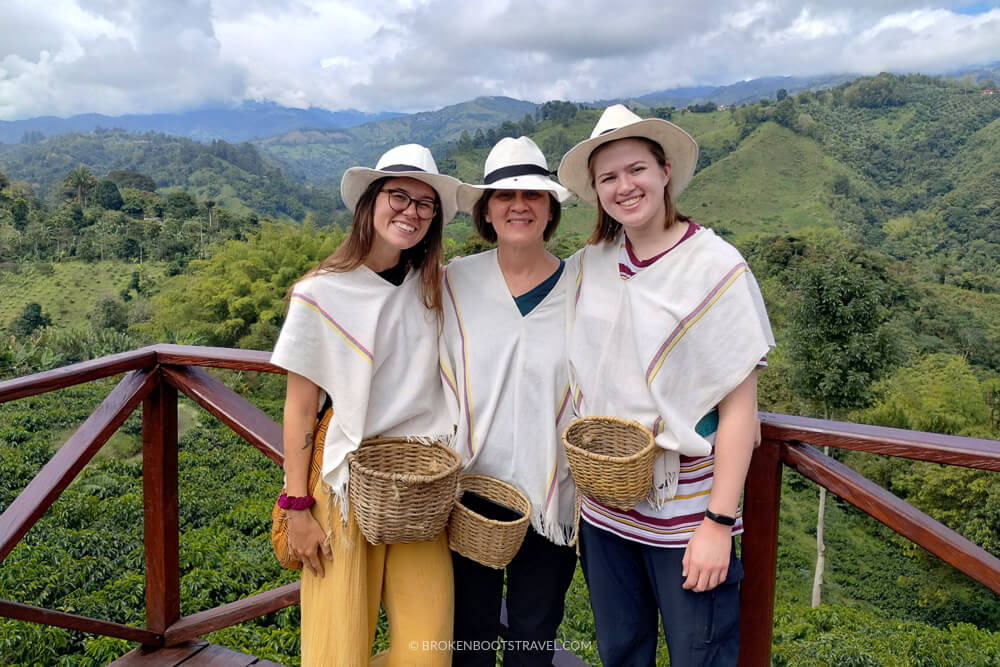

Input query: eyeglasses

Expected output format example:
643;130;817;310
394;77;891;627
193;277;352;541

381;189;437;220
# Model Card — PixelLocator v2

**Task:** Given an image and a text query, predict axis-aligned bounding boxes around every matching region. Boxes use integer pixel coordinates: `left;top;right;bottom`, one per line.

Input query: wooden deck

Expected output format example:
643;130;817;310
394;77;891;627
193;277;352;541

109;640;286;667
108;638;583;666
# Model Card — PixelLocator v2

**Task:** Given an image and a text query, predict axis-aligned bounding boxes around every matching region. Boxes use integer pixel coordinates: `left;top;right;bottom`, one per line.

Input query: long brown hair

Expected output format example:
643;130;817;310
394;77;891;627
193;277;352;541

300;177;444;314
586;137;691;245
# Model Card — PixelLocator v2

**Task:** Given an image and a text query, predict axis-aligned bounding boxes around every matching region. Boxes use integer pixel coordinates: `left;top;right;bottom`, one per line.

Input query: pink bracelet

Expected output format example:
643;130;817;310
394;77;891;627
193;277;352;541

278;493;315;511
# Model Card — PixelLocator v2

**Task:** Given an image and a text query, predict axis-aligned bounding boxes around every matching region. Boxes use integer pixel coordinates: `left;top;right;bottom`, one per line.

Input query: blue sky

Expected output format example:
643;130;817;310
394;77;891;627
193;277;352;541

954;2;1000;15
1;1;999;120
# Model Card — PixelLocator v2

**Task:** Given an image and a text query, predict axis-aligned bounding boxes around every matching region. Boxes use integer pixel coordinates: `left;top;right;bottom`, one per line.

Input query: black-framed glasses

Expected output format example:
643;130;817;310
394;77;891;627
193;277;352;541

381;189;437;220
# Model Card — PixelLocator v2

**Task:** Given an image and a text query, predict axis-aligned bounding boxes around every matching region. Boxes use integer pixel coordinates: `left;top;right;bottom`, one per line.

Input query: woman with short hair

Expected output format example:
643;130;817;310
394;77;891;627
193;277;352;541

440;136;578;667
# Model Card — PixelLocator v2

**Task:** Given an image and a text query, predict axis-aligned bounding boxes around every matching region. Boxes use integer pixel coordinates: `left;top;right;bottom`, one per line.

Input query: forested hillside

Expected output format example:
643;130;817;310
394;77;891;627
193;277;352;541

0;131;338;220
2;73;1000;665
256;96;537;184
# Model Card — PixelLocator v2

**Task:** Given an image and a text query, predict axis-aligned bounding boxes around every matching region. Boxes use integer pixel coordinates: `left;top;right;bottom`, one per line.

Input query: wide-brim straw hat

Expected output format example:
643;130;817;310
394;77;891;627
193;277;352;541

457;136;573;213
557;104;698;206
341;143;461;223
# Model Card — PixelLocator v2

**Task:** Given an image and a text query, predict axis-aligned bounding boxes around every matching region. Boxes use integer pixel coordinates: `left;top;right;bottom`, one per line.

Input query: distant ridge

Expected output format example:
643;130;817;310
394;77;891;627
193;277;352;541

0;101;404;144
593;62;1000;109
592;73;857;109
257;96;538;183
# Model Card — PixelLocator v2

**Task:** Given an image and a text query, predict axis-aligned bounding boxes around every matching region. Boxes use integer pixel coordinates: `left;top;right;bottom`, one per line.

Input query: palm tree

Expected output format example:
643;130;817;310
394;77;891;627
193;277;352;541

63;166;97;207
204;200;216;230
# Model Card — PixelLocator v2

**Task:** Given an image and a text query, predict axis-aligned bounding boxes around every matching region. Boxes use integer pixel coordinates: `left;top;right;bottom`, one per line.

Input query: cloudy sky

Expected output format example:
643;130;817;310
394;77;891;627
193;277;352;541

2;0;999;120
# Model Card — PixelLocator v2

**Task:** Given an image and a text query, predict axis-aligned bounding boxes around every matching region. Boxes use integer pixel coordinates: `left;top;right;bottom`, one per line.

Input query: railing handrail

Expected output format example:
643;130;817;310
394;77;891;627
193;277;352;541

1;346;999;667
761;411;1000;470
0;344;282;405
5;348;994;461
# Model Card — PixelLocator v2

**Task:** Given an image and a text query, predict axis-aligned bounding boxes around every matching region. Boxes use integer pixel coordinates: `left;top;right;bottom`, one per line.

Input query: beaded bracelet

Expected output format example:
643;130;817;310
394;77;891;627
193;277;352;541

278;492;316;511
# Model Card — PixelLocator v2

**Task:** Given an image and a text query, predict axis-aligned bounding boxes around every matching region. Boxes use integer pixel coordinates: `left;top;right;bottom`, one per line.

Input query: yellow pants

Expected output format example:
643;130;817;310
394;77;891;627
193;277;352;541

300;481;453;666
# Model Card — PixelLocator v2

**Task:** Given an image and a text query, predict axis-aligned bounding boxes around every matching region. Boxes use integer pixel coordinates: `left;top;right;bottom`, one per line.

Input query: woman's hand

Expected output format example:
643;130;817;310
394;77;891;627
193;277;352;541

681;518;732;592
288;509;334;577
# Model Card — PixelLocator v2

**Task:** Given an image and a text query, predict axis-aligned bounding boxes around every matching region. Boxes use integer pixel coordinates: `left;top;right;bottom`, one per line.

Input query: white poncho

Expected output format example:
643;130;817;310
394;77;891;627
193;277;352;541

568;228;774;505
440;250;577;544
271;266;452;521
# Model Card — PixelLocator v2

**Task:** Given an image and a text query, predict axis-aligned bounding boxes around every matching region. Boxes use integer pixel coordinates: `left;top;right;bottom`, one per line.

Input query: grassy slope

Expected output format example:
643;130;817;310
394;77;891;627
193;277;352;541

0;261;166;332
448;110;856;243
680;122;846;237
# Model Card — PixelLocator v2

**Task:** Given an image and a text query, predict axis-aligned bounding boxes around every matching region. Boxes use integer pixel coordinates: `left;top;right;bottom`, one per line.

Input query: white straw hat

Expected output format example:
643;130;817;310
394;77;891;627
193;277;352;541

341;143;461;223
557;104;698;206
457;136;573;213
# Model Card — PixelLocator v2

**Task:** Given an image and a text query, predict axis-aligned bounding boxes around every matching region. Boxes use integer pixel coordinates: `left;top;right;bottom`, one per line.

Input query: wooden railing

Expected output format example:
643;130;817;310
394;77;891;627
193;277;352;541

1;344;999;665
740;413;1000;665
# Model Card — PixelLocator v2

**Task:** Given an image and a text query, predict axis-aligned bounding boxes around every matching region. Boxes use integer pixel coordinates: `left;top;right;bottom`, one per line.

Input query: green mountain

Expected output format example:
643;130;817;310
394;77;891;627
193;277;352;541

678;122;847;235
0;130;333;219
256;96;537;184
4;73;1000;667
0;101;405;145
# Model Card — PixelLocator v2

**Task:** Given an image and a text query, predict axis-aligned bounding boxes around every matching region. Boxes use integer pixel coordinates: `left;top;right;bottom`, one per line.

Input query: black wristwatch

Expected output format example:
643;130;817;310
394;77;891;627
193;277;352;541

704;508;736;526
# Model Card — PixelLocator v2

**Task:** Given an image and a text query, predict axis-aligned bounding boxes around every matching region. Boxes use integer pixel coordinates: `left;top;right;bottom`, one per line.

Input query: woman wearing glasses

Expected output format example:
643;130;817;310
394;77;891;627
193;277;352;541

271;144;460;665
440;136;578;666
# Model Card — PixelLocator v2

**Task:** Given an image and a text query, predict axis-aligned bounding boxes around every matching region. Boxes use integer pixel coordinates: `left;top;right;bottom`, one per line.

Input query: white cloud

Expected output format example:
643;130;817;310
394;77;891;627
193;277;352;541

1;0;999;120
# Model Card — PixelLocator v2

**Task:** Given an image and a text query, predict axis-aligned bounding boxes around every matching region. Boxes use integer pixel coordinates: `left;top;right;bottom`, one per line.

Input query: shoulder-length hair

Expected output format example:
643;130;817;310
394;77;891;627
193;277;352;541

586;137;691;245
299;176;444;314
471;190;562;243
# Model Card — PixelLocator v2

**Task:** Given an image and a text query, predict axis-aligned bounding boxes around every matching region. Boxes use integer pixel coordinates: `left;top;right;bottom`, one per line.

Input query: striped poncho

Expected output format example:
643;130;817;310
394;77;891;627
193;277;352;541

439;250;577;545
271;266;453;521
568;227;774;510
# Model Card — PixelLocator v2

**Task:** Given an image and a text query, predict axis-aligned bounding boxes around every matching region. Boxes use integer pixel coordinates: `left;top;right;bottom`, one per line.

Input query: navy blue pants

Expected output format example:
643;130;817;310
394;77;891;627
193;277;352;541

579;520;743;667
452;526;578;667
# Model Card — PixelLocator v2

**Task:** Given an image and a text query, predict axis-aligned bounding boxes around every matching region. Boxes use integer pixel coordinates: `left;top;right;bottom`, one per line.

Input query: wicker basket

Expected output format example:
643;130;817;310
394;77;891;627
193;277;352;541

448;475;531;569
562;416;656;510
348;438;461;545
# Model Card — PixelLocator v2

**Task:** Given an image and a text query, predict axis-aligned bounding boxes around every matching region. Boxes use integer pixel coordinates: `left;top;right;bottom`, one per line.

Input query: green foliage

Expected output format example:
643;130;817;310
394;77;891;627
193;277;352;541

89;296;128;332
536;100;579;124
785;249;898;415
165;189;199;220
139;222;345;348
688;101;719;113
10;198;28;230
772;98;797;128
0;327;141;379
63;166;97;207
860;354;996;438
844;73;907;109
0;131;333;220
107;170;157;192
0;261;167;336
9;301;51;337
92;179;123;211
772;603;1000;666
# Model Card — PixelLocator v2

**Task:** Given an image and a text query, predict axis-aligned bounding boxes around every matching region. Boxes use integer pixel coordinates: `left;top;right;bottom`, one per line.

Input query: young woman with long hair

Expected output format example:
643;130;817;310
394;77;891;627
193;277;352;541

271;144;460;666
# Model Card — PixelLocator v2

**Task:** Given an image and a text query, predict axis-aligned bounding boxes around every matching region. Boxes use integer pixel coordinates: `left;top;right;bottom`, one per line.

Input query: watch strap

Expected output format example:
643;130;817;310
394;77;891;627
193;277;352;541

704;508;736;526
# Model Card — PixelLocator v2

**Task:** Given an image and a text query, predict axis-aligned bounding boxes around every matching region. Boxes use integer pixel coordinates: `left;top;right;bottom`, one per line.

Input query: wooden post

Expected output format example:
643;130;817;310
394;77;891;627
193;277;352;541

738;439;783;666
142;377;179;644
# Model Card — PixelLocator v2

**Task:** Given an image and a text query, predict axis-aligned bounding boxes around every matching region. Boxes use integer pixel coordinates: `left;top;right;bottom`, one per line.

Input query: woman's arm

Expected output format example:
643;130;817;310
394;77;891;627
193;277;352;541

681;369;758;592
283;371;334;576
